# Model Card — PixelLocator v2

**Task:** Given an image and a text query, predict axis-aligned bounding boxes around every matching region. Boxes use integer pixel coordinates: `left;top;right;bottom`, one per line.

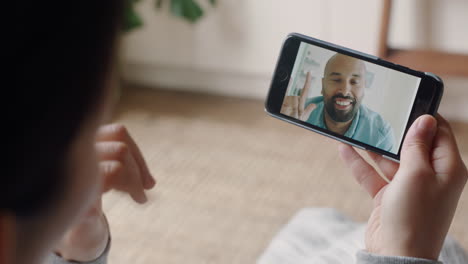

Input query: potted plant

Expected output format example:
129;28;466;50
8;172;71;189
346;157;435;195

125;0;217;31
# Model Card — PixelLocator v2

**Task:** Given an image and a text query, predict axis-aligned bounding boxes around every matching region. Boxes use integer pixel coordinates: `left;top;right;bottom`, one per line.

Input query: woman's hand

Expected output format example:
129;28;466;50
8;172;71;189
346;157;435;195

339;114;467;260
54;124;156;262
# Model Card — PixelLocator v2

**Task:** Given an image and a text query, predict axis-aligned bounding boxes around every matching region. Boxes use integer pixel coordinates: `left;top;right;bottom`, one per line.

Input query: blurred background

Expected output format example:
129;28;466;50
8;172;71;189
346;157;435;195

104;0;468;263
121;0;467;118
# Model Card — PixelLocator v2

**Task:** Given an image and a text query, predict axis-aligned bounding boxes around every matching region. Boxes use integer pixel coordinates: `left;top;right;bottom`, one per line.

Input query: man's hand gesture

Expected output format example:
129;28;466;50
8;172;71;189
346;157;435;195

280;72;317;121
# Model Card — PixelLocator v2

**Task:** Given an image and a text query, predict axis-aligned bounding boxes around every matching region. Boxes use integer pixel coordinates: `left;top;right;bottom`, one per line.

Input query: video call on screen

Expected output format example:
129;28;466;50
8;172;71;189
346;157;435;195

281;42;421;154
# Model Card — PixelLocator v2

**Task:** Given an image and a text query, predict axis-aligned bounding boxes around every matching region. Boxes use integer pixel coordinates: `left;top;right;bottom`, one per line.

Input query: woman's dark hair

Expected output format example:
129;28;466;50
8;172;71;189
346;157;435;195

4;1;124;217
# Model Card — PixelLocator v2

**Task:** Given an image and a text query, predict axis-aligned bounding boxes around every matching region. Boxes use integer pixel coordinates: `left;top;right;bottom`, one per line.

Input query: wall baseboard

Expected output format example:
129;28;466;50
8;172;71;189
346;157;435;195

122;63;272;99
122;63;468;122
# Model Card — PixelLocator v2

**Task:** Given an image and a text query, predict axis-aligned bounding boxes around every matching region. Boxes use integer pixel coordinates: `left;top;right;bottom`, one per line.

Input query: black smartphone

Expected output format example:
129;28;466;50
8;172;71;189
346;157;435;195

265;33;443;162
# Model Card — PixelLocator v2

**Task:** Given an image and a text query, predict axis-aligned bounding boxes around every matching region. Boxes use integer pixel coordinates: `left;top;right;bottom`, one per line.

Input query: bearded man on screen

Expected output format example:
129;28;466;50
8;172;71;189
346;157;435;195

281;53;395;152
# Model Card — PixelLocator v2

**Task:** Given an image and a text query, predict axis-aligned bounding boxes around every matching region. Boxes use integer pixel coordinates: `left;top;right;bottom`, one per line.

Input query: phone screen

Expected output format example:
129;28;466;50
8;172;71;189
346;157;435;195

281;41;422;155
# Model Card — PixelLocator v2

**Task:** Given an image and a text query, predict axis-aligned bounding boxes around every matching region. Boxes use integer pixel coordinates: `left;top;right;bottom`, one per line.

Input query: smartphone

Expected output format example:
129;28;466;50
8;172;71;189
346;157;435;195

265;33;443;162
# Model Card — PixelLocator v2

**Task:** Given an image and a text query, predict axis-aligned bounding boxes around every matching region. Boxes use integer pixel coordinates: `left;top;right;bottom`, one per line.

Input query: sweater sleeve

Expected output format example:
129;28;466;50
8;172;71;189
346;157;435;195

46;237;110;264
356;250;443;264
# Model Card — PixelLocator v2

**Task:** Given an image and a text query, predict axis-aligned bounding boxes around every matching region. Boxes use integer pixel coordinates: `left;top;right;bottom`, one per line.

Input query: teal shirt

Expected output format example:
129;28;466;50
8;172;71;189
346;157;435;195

305;96;395;153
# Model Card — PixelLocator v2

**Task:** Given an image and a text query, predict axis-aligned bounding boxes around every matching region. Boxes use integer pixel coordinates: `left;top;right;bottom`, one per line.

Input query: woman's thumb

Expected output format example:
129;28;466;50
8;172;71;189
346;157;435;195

400;115;437;169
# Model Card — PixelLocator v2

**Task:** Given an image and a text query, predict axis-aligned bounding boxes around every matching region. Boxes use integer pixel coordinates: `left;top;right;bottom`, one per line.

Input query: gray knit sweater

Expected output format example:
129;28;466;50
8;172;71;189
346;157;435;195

46;239;110;264
357;251;442;264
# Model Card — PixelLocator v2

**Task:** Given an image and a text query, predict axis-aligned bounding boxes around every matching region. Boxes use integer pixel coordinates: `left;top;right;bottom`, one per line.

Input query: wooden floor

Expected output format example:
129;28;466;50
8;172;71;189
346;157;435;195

103;86;468;264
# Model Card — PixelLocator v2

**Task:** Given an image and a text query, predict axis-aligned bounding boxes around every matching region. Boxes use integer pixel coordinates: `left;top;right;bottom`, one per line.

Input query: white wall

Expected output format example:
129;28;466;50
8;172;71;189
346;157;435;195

389;0;468;53
122;0;383;97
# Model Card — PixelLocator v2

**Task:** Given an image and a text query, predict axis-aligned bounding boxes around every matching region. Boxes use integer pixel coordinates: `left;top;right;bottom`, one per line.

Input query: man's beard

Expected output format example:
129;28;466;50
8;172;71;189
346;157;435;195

324;94;360;123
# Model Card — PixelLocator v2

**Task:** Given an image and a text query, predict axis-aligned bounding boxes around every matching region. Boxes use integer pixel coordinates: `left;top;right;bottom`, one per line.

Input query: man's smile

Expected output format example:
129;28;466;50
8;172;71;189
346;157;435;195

333;97;354;110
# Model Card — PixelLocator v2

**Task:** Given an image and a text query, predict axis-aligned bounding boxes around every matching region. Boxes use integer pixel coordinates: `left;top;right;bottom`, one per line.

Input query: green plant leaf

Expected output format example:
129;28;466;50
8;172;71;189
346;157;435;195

123;1;144;32
171;0;204;23
125;0;216;31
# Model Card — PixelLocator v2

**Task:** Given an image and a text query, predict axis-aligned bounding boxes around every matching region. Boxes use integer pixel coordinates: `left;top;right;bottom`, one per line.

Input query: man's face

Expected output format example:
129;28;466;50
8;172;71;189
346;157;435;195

322;54;366;123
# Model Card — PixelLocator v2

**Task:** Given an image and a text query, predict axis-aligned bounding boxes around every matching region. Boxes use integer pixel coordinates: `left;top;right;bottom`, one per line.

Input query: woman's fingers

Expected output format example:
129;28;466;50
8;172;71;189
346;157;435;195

338;144;388;198
99;160;123;193
432;114;467;186
97;124;156;189
400;115;437;173
97;143;148;204
366;151;399;181
96;141;128;161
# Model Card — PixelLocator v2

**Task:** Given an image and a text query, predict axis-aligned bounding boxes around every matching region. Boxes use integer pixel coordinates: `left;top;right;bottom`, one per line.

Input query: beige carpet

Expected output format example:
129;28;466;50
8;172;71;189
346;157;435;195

104;86;468;264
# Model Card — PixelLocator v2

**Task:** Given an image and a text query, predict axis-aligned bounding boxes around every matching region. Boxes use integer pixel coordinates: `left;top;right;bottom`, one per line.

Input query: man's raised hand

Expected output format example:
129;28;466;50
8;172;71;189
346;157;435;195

280;71;317;121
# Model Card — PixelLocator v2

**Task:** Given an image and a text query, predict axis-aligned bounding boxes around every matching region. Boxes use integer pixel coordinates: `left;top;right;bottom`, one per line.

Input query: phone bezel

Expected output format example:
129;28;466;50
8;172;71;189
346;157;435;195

265;33;444;161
